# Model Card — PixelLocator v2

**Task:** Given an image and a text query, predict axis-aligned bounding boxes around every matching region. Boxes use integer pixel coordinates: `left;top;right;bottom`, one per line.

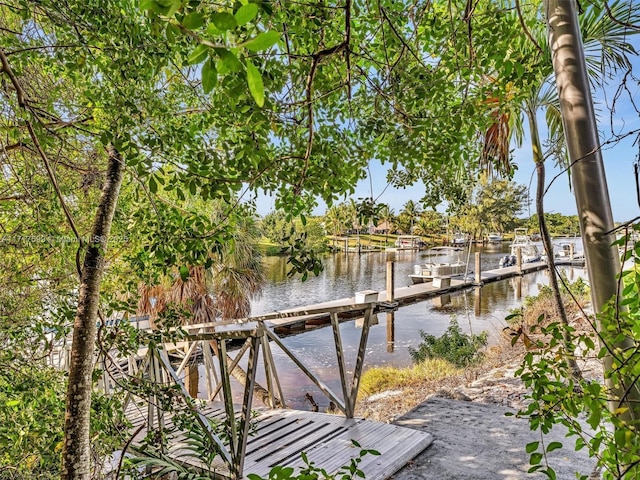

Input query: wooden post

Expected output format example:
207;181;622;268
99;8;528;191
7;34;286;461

386;311;395;353
386;255;395;302
569;243;575;259
185;362;200;398
474;251;481;284
516;247;523;274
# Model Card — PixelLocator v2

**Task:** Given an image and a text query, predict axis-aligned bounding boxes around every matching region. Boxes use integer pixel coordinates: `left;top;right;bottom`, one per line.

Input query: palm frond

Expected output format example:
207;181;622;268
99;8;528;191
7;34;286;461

481;110;512;177
581;0;640;84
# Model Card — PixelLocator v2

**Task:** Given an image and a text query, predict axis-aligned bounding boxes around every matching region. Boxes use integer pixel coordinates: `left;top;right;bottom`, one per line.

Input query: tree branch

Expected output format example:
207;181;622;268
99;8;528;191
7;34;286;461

0;47;85;277
515;0;544;55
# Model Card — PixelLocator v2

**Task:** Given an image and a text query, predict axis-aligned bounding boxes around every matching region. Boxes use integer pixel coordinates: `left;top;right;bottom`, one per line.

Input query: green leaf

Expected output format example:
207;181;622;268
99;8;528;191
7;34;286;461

211;11;237;31
215;48;241;73
164;0;182;17
246;60;264;107
235;3;258;25
587;407;601;430
529;452;543;465
182;11;205;30
188;44;209;65
201;59;217;93
5;399;20;407
242;31;280;52
139;0;156;11
149;176;158;194
525;441;539;453
179;265;189;281
144;0;181;16
546;441;562;452
583;336;595;351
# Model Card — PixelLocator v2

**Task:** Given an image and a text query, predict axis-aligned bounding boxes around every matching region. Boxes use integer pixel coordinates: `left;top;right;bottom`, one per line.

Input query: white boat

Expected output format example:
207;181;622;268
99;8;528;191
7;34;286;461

487;232;503;243
409;261;471;284
451;232;469;246
553;242;586;266
498;229;541;268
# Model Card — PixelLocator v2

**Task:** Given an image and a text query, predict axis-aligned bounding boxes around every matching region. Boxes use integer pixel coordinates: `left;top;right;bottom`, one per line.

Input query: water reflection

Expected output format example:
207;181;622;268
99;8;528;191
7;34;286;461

243;245;587;409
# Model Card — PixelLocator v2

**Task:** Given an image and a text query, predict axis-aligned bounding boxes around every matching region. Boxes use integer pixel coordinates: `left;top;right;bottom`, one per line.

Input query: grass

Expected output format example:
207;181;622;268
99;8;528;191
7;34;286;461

257;240;283;256
359;358;460;397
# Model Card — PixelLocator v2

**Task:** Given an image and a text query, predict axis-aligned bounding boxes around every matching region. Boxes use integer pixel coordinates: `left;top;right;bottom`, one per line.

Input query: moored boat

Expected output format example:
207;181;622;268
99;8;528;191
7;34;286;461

394;235;425;250
409;261;471;284
487;232;503;243
451;232;469;246
498;229;541;268
553;241;586;266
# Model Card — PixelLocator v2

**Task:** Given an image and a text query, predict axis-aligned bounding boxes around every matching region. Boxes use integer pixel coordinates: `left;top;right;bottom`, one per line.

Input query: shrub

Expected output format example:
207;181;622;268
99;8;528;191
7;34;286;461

409;318;488;367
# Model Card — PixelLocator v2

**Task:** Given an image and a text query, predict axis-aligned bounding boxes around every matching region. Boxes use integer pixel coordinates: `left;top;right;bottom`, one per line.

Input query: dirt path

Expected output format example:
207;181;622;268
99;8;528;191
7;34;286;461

358;350;602;479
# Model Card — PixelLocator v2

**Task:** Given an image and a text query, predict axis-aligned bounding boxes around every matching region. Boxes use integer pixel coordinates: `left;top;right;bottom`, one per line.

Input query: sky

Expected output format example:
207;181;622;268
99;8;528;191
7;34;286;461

254;33;640;225
254;105;640;224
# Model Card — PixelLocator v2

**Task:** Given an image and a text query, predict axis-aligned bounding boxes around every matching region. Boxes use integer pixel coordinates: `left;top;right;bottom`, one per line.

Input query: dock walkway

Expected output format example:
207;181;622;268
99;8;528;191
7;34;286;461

126;403;432;480
263;261;550;332
48;257;582;480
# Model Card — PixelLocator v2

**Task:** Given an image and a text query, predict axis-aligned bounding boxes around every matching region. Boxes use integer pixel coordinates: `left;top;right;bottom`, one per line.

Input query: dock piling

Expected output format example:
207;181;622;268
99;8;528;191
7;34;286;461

386;253;395;302
474;252;482;284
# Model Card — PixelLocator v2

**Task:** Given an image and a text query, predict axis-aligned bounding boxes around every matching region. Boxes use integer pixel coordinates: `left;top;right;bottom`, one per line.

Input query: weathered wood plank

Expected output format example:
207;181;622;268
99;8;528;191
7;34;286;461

125;405;432;480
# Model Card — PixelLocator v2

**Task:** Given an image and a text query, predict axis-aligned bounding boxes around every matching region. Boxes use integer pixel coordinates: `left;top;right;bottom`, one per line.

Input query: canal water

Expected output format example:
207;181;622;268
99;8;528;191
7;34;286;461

219;242;586;410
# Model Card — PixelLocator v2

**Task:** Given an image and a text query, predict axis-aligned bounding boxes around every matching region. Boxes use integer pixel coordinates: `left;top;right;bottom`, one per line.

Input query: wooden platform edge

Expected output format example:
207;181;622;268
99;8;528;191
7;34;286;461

365;431;434;480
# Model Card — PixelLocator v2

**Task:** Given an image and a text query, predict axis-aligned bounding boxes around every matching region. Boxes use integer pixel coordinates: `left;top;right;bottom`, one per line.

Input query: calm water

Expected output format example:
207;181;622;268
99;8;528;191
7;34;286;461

223;242;586;410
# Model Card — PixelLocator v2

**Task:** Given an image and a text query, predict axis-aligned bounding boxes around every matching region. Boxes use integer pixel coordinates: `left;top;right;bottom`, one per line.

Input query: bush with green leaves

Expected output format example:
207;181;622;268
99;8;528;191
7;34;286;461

0;323;126;479
509;233;640;479
409;318;488;368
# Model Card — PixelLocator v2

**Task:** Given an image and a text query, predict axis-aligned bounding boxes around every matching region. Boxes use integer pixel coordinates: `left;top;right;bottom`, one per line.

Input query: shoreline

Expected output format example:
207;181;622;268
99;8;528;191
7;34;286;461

354;319;604;479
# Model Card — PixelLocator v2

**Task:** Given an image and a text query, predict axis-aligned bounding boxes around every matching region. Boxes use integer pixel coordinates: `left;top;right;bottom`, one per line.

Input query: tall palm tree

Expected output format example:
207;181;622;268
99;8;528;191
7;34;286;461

377;204;396;246
400;200;422;234
324;205;346;249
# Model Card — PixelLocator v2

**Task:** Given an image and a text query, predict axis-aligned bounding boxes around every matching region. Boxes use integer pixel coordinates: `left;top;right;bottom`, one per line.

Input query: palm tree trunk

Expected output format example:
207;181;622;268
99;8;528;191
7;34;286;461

526;107;581;379
545;0;640;421
62;145;124;480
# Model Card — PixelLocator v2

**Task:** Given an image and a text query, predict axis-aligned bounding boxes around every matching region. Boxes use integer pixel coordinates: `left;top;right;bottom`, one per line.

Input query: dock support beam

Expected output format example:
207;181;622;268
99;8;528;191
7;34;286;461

386;253;395;302
474;252;482;284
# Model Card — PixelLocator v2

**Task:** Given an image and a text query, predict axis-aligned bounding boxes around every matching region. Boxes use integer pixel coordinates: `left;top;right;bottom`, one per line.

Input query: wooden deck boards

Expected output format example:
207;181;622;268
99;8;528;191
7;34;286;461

126;405;432;480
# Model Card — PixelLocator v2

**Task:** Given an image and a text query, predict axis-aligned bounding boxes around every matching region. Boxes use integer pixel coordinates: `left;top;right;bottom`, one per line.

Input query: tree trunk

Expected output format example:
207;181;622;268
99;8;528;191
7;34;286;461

526;106;581;379
545;0;640;420
61;145;124;480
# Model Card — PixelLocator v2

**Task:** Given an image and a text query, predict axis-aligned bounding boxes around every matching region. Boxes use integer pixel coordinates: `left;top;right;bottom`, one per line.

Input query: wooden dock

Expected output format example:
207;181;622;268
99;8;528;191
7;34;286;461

262;261;552;332
49;257;581;480
126;403;433;480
